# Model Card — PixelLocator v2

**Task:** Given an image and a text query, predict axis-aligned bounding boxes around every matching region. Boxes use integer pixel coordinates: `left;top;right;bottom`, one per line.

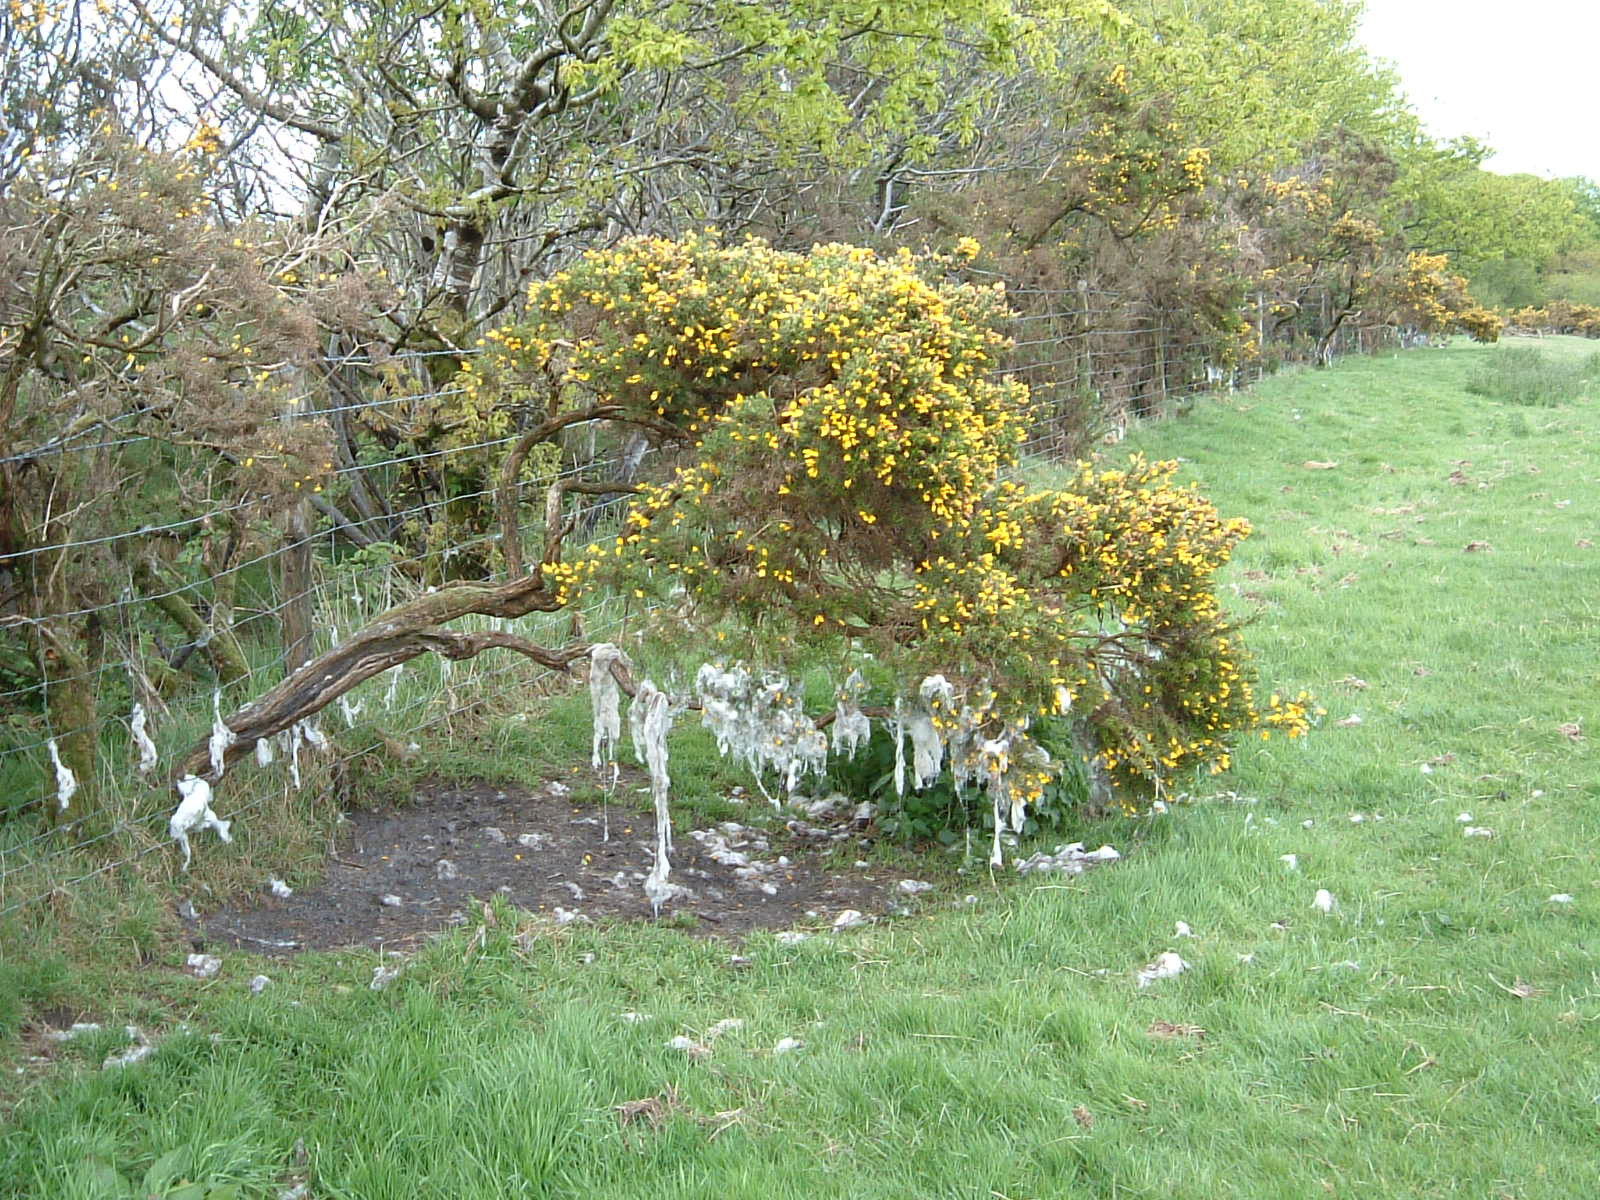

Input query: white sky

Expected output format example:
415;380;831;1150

1359;1;1599;181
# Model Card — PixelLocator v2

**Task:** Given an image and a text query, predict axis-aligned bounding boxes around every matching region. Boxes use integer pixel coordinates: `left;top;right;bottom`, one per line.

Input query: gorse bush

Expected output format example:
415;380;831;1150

1396;252;1503;344
1505;301;1600;338
1465;347;1600;406
469;233;1313;830
392;234;1329;854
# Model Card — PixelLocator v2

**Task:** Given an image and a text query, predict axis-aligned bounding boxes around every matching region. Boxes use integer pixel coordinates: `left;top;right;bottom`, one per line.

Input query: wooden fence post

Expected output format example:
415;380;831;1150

280;501;315;674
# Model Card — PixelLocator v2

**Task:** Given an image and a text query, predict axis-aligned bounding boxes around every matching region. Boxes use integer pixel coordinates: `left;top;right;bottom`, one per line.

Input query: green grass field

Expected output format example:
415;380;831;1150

1;336;1596;1198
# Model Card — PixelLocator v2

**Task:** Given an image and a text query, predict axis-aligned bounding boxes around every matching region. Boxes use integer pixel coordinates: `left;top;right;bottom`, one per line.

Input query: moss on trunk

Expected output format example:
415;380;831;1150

36;622;100;837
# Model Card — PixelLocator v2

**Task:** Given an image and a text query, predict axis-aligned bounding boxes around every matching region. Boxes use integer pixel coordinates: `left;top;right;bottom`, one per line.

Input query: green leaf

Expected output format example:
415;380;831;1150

75;1160;131;1199
141;1149;191;1191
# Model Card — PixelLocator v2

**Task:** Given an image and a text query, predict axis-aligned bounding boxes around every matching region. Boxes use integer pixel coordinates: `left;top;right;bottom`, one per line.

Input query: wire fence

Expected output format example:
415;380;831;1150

0;277;1410;917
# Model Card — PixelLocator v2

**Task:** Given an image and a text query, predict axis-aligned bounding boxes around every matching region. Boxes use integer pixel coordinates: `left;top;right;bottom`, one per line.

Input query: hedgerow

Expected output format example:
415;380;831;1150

1505;300;1600;338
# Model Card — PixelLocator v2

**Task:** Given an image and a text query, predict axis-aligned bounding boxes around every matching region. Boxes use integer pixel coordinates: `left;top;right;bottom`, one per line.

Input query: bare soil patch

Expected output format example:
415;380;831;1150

192;777;908;954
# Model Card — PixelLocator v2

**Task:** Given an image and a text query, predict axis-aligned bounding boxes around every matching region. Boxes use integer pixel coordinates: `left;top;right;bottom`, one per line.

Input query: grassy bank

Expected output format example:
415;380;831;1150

2;336;1596;1198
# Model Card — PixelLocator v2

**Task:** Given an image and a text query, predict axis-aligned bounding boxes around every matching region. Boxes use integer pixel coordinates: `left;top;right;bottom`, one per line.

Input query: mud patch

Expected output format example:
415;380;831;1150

194;778;907;953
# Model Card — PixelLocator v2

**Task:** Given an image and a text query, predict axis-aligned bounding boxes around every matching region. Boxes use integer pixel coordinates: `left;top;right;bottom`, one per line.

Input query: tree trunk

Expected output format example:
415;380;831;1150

432;219;486;317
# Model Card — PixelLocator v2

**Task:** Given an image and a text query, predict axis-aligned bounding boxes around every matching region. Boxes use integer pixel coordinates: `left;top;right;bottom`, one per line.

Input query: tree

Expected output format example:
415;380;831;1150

0;131;342;830
1395;139;1588;308
118;0;1127;330
187;236;1311;859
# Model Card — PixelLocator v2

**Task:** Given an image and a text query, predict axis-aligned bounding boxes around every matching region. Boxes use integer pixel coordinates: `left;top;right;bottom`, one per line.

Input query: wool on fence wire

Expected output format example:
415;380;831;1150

169;776;231;870
0;603;623;916
47;739;77;811
130;703;159;775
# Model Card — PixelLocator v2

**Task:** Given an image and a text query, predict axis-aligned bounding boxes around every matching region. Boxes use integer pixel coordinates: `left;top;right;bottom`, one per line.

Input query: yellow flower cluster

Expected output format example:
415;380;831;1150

1397;252;1503;344
1259;691;1322;741
482;232;1026;621
903;455;1304;810
183;123;224;156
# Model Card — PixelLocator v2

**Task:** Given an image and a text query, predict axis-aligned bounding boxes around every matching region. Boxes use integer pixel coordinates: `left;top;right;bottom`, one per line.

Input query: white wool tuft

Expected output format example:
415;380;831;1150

907;675;955;790
130;703;158;774
338;695;364;726
891;698;906;797
694;664;827;800
287;724;302;789
169;775;232;870
48;739;78;811
589;643;628;773
1137;951;1189;987
633;681;687;914
208;690;237;779
831;669;871;760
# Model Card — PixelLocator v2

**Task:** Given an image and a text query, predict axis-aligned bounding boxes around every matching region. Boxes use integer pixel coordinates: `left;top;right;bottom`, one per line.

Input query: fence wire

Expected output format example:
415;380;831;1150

0;280;1405;916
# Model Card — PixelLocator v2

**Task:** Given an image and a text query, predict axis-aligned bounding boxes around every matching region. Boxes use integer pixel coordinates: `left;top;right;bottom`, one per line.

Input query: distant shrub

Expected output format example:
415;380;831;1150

1397;253;1503;343
1504;301;1600;338
1466;347;1600;406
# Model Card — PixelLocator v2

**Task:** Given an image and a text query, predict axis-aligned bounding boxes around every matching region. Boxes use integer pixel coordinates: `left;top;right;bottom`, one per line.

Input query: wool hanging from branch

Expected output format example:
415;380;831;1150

631;680;687;915
590;643;628;776
694;664;827;801
908;675;956;790
208;690;236;780
831;669;871;760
